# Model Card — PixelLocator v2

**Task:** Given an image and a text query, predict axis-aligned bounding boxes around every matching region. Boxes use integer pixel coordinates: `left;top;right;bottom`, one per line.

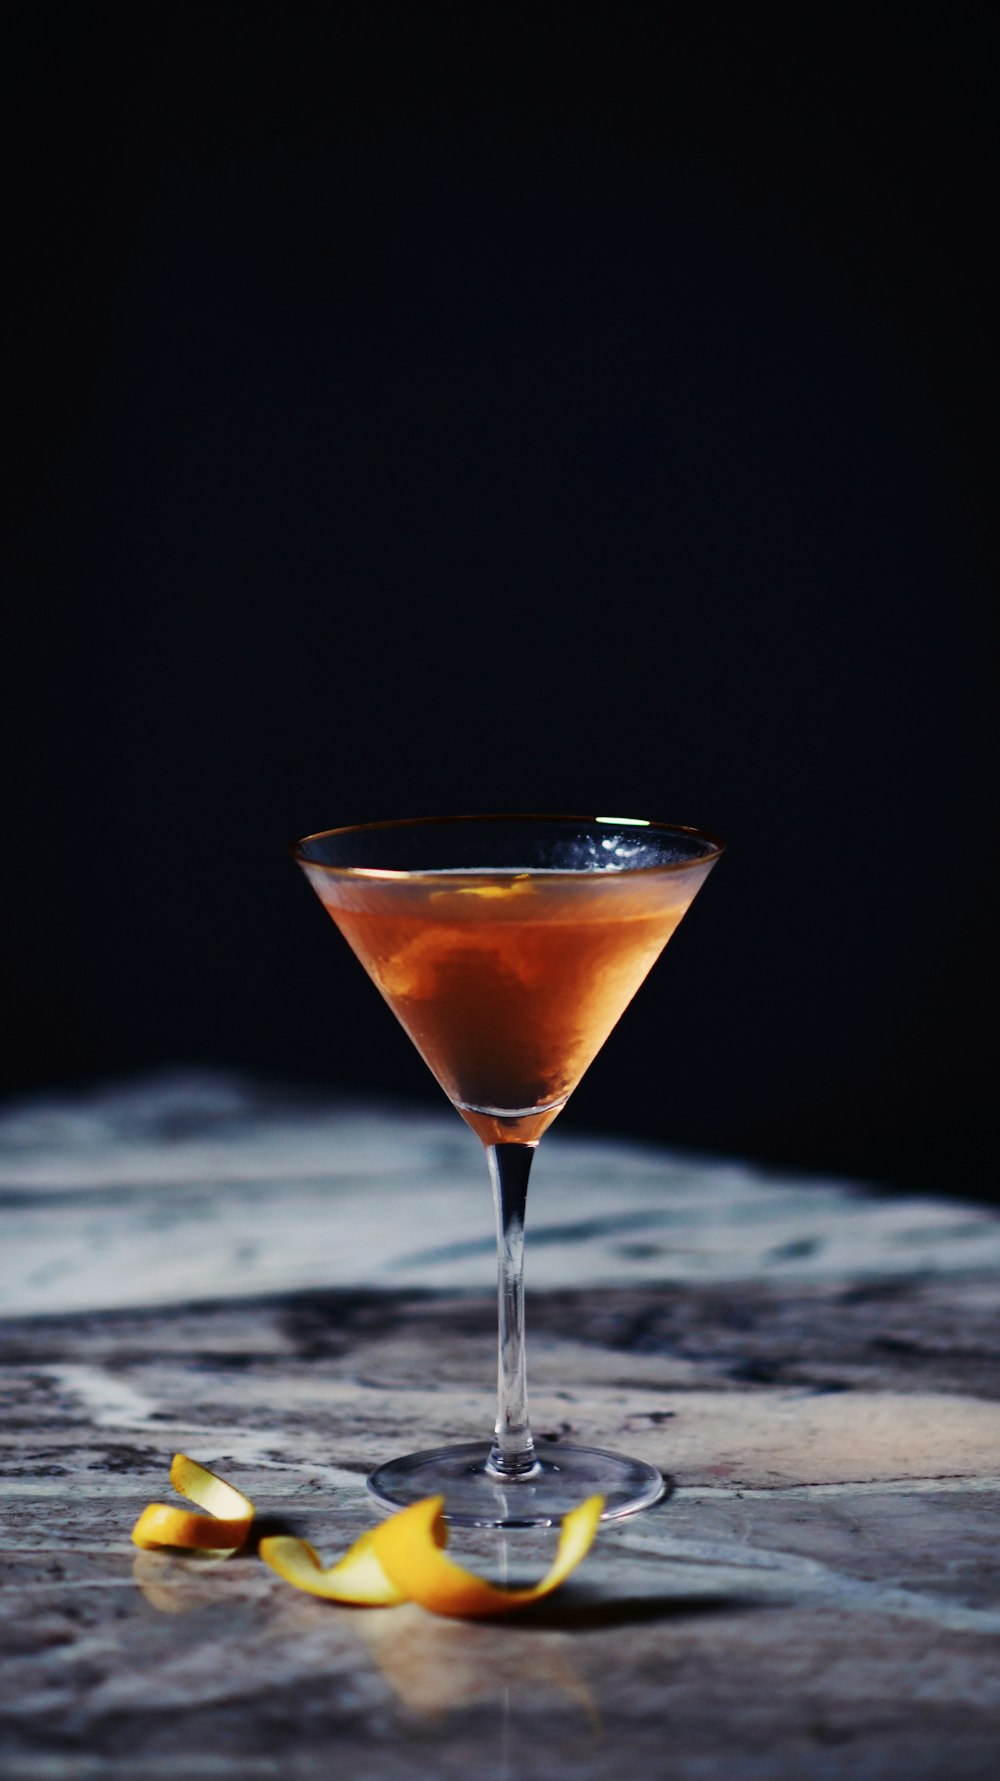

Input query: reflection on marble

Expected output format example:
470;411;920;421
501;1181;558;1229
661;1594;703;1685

2;1072;999;1778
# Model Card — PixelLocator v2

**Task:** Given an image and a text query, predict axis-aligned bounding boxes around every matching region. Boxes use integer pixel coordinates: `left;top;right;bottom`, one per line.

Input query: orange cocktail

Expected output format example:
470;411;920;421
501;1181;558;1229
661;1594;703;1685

294;815;724;1526
313;868;703;1145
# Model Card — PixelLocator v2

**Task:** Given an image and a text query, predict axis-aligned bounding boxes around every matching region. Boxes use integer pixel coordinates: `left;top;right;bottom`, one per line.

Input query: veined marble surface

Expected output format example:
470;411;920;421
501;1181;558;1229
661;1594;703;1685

3;1069;999;1316
1;1072;999;1779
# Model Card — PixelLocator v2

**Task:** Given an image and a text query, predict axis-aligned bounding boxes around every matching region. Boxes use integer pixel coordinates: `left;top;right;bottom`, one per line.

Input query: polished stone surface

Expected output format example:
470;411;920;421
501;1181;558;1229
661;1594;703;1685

2;1073;999;1778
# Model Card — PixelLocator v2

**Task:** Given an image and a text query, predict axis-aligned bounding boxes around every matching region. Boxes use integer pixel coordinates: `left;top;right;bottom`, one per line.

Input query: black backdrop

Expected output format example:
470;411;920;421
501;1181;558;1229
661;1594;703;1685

5;5;996;1196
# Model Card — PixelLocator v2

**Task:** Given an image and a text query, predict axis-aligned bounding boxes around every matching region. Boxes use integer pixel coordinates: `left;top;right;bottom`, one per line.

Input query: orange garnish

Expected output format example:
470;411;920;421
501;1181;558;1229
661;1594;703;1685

369;1493;603;1618
258;1528;405;1605
132;1458;603;1618
130;1454;254;1552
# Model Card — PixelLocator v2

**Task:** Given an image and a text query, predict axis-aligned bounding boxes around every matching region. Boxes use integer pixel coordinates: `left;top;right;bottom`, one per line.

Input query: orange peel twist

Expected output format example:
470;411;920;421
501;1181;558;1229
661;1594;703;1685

132;1456;604;1617
368;1494;604;1618
258;1528;406;1605
260;1493;603;1617
131;1454;255;1552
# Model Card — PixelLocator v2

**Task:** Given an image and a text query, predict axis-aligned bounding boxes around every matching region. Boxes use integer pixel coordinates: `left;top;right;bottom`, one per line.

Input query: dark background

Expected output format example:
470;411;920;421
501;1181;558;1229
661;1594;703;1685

5;5;996;1195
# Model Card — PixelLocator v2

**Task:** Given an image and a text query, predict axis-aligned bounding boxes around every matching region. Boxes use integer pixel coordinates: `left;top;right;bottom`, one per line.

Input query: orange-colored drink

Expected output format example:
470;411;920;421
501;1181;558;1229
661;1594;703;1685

311;868;706;1144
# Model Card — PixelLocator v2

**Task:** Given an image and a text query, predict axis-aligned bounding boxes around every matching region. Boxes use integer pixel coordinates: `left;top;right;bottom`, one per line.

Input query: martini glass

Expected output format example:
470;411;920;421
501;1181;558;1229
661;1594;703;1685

293;814;723;1527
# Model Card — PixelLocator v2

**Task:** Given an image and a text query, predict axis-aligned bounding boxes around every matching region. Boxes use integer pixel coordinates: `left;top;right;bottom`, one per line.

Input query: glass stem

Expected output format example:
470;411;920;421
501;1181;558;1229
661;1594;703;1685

485;1142;539;1477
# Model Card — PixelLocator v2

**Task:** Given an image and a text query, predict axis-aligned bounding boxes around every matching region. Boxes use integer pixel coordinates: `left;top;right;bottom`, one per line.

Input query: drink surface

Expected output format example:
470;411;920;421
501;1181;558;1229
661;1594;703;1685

307;864;712;1143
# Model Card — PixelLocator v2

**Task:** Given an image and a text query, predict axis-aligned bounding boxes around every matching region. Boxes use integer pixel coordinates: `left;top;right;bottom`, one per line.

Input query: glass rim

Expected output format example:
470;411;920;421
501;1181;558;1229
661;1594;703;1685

291;813;726;880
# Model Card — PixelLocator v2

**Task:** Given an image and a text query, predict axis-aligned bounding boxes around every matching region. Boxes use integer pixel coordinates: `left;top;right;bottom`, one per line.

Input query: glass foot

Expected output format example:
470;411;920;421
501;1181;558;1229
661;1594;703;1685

367;1441;668;1528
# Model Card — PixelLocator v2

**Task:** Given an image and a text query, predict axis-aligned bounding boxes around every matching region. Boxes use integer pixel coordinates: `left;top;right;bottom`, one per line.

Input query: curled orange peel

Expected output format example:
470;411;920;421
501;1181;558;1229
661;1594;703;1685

258;1529;406;1605
368;1493;604;1618
132;1458;604;1618
131;1454;255;1552
260;1495;602;1616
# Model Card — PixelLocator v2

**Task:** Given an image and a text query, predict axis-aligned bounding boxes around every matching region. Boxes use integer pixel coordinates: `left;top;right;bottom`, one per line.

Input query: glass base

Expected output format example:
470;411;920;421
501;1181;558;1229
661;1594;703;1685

367;1441;668;1528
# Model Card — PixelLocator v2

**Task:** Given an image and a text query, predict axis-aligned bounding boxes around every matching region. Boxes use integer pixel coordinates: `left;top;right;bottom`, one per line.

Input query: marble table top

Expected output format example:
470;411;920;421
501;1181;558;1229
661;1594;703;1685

2;1071;999;1779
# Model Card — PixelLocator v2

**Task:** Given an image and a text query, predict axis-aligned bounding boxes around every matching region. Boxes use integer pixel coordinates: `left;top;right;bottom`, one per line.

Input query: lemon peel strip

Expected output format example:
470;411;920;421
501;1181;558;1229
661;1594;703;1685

131;1454;255;1552
369;1493;604;1618
258;1531;405;1606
